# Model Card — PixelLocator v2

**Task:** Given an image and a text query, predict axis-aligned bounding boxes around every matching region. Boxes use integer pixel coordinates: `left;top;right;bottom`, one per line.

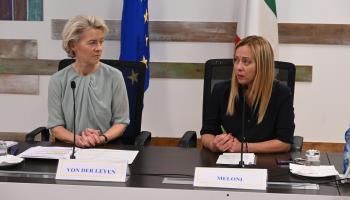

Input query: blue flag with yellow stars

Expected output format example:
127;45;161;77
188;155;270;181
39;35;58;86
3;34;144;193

119;0;150;91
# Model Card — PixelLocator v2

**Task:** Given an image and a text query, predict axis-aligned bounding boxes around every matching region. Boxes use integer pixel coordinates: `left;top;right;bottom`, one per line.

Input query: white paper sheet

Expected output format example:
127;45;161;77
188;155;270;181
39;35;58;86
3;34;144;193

18;146;139;164
289;163;339;177
4;141;18;148
18;146;74;159
0;155;24;166
75;149;139;164
216;153;256;165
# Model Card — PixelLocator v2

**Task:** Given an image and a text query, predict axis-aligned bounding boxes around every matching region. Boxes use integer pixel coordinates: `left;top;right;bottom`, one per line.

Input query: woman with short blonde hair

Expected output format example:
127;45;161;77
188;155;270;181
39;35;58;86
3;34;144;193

62;15;109;58
48;15;129;148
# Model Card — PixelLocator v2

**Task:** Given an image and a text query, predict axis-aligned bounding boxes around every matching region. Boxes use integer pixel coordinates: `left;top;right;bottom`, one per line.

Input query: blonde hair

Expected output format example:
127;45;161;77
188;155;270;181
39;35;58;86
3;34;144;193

227;35;275;124
62;15;109;58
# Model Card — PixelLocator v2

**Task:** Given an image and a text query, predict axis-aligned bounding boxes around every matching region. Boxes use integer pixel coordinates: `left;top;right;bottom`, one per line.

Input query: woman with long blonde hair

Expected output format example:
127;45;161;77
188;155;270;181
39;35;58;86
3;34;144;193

201;36;295;153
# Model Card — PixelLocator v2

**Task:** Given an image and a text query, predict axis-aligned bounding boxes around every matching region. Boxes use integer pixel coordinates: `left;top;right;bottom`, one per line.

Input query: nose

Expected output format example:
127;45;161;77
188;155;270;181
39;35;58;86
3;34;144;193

235;62;244;71
95;42;103;51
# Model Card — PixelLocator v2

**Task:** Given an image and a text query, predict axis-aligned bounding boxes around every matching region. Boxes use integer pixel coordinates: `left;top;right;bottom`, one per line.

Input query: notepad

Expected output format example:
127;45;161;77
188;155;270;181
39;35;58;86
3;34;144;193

216;153;256;165
18;146;139;164
289;163;339;177
75;149;139;164
18;146;74;159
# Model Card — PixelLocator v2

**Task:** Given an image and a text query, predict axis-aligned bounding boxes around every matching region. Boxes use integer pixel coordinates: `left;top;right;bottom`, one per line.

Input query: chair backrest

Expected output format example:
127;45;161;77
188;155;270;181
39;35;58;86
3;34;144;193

203;59;296;122
203;59;299;150
58;59;146;145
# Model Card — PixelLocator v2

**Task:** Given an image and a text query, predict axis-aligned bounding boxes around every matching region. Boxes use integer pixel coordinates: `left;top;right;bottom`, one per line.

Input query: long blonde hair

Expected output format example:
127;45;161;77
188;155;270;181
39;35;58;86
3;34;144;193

227;35;275;124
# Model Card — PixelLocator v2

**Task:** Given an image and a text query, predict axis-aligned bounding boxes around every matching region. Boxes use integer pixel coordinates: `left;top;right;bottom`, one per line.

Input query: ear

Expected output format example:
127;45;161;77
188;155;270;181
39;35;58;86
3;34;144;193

69;40;76;51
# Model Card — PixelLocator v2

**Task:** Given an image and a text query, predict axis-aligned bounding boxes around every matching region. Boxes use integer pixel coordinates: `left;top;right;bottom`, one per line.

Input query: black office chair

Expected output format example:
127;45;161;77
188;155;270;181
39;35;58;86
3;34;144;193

179;59;303;152
26;59;151;146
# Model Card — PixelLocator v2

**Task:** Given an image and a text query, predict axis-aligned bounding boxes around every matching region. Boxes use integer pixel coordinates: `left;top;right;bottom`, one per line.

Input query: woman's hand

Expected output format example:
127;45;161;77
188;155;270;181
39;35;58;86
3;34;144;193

227;137;243;152
211;133;234;152
76;128;104;148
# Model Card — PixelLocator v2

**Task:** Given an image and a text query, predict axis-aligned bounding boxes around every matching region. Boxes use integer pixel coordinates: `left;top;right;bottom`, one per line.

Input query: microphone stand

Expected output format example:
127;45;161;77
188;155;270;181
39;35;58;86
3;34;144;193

239;86;247;168
70;81;76;159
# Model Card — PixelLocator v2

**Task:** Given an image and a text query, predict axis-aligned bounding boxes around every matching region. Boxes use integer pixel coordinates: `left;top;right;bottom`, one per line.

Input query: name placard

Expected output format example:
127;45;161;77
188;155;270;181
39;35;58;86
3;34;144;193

194;167;267;190
56;159;128;182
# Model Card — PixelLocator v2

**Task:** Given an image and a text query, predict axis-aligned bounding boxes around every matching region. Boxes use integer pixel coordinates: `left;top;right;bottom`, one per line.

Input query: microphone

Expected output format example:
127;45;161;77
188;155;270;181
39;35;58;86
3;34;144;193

70;81;76;159
239;85;248;168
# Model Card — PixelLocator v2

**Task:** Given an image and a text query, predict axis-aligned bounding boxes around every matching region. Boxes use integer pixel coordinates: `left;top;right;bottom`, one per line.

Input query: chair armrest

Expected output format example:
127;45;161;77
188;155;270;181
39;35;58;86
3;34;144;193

25;127;50;142
291;135;303;152
178;131;197;148
134;131;151;146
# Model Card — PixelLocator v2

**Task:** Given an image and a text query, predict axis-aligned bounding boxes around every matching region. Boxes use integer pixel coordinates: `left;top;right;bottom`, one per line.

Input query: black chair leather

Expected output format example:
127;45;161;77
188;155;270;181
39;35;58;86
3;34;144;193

26;59;151;146
179;58;303;152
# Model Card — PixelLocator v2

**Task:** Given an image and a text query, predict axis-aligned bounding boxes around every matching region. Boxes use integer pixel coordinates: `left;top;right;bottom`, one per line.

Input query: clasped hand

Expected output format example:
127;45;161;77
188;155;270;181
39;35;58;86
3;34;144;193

75;128;105;148
212;133;242;152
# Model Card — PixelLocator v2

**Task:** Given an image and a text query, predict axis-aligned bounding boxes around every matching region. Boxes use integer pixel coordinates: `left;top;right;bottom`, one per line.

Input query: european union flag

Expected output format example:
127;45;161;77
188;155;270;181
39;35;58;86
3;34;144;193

119;0;150;91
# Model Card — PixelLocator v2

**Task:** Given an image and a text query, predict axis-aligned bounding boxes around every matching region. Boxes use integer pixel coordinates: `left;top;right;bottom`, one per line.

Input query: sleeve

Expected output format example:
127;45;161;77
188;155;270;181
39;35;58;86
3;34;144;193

274;86;295;144
111;72;130;125
200;83;224;135
47;77;65;130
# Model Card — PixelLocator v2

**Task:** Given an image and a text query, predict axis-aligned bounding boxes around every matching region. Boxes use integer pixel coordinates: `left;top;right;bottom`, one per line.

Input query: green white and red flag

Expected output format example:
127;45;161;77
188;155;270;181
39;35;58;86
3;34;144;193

235;0;279;58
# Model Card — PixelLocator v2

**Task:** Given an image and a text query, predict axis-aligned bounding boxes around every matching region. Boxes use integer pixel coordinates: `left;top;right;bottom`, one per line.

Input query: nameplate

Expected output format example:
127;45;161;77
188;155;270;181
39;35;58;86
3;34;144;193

193;167;267;190
56;159;128;182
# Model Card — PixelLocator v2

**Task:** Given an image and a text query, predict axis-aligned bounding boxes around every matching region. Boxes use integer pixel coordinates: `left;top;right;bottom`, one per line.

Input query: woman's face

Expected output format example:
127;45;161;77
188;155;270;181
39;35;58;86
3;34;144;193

234;45;256;86
71;28;105;66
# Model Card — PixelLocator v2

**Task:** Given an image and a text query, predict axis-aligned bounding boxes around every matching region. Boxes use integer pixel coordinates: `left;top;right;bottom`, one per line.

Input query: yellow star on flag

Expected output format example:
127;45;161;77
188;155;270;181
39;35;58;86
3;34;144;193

144;9;148;23
141;56;148;68
127;70;139;85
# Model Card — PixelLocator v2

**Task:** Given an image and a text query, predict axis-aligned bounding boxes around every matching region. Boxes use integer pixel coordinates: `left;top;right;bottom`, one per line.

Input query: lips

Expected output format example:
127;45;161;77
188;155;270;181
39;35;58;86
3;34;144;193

237;74;245;80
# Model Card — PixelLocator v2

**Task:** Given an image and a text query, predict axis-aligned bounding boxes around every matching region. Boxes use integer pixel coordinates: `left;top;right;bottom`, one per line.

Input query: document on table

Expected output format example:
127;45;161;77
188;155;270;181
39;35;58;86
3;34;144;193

75;149;139;164
4;141;18;148
18;146;139;164
289;163;339;177
18;146;74;159
216;153;256;165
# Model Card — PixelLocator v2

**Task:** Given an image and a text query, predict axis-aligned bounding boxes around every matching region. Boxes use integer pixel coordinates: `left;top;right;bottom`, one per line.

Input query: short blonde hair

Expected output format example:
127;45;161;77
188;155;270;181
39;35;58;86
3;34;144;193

62;15;109;58
227;35;275;124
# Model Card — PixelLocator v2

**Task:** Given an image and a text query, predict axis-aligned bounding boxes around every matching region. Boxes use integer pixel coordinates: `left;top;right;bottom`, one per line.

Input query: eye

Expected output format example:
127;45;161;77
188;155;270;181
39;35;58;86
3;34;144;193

241;58;252;66
88;40;97;45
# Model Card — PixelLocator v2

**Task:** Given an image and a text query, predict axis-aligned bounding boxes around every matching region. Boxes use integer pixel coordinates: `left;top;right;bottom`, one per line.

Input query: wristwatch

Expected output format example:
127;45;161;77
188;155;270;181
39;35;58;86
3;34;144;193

100;134;108;143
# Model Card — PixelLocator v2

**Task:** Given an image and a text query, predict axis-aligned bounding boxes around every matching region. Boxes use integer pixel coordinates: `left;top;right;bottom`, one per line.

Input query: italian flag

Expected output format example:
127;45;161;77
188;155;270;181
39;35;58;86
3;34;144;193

235;0;279;58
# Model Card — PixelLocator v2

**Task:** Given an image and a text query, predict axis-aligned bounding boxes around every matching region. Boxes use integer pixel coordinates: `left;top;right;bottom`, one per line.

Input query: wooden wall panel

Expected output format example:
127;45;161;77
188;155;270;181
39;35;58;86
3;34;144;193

0;40;39;95
151;62;312;82
52;19;350;45
28;0;43;21
303;142;344;153
0;0;13;20
0;58;312;82
51;19;120;40
0;74;39;94
149;21;235;42
151;62;204;79
295;65;312;82
0;39;38;59
52;20;235;42
0;58;58;75
14;0;27;21
279;23;350;45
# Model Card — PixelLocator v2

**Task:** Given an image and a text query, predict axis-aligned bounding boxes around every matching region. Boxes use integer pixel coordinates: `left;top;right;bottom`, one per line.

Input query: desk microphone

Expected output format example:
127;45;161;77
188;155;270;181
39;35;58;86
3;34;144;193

239;85;248;168
70;81;76;159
